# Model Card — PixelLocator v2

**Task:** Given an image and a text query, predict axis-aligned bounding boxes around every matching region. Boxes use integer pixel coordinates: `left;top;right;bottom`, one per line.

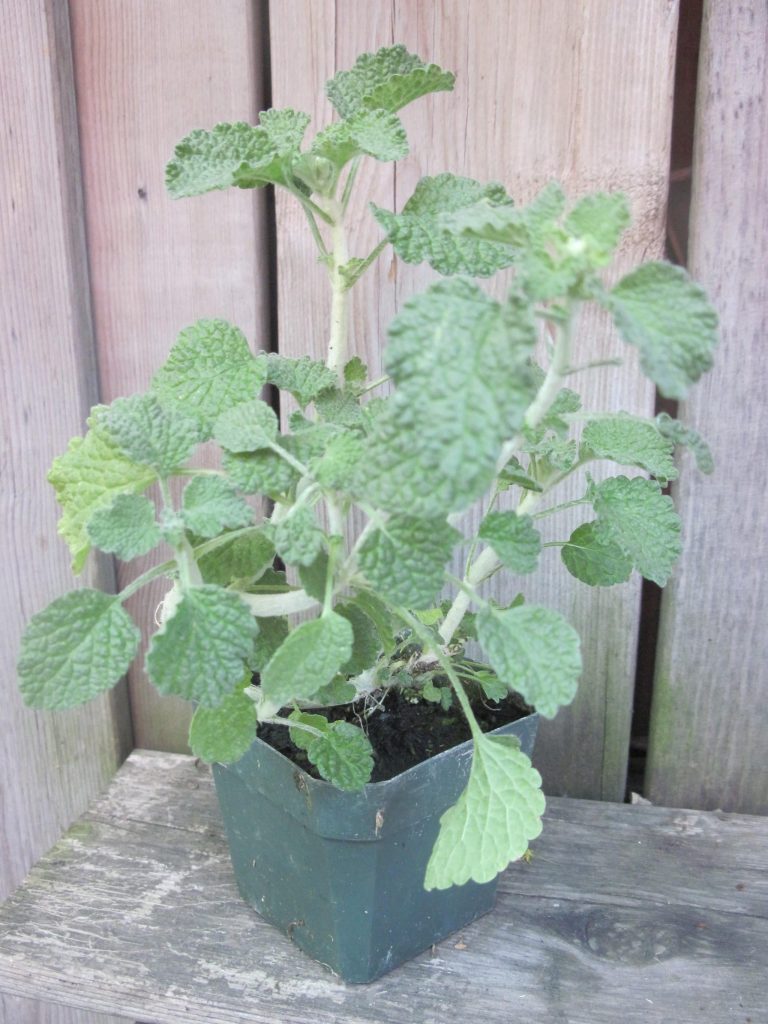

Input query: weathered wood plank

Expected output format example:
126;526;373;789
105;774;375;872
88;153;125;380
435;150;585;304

69;0;270;751
0;0;130;903
1;752;765;1023
0;992;129;1024
269;1;679;801
647;1;768;813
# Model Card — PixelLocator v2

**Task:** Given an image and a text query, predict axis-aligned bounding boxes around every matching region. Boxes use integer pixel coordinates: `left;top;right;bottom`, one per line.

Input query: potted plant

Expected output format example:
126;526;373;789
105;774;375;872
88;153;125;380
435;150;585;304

17;45;717;984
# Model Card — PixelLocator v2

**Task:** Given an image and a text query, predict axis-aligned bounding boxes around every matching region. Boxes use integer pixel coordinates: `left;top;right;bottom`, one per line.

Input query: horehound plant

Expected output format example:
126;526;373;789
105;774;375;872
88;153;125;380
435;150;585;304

18;46;717;890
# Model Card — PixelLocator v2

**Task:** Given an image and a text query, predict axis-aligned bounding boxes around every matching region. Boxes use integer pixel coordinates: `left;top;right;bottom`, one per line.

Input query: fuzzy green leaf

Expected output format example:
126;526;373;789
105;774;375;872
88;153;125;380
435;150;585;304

608;262;718;400
335;602;380;675
297;550;330;603
213;400;278;453
181;477;253;538
102;394;201;476
655;412;714;474
326;44;454;119
48;410;157;573
307;720;374;791
249;616;290;673
223;446;300;499
477;605;582;718
424;734;545;889
561;521;633;587
564;192;630;265
589;475;682;586
581;413;677;482
198;529;275;586
260;613;354;706
152;320;266;435
271;507;324;568
262;354;337;408
450;180;566;247
311;110;408;168
146;586;257;706
372;174;517;277
478;512;541;575
188;682;256;764
18;590;140;710
360;280;537;515
358;515;460;609
311;432;364;491
86;493;161;561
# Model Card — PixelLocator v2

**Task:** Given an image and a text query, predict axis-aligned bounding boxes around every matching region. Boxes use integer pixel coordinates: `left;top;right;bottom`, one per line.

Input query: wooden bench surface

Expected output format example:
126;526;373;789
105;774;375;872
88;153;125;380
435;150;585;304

0;750;766;1024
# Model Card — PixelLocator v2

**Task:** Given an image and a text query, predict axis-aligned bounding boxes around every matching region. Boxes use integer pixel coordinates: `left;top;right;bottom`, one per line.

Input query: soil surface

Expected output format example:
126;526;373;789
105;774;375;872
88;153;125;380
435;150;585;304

257;688;532;784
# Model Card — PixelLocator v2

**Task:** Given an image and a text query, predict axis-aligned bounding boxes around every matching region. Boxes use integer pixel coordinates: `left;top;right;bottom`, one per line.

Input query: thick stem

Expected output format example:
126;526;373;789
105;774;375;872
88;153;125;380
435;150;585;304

326;199;350;380
239;588;320;617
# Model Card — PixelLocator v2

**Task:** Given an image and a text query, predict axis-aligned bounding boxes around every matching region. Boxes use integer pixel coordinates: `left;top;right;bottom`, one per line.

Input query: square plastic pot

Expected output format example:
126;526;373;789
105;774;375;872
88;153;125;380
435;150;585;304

212;710;539;983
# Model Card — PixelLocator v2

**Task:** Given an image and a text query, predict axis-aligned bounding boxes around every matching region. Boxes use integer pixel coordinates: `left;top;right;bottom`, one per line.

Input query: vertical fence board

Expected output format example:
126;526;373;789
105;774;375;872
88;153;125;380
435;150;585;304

0;0;129;903
270;0;677;800
70;0;270;751
647;1;768;813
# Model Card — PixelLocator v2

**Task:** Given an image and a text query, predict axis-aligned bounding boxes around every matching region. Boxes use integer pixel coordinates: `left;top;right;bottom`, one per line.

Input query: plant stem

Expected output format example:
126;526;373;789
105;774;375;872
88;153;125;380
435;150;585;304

326;198;350;381
239;588;320;617
118;560;176;603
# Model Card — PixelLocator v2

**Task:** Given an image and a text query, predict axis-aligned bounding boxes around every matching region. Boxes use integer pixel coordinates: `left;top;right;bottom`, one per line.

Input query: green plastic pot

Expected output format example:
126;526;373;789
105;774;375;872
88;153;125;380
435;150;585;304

212;710;539;983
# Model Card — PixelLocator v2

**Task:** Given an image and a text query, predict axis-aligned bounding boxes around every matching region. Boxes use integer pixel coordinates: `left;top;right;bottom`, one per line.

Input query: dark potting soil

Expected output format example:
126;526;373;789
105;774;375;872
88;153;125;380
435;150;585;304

257;688;532;784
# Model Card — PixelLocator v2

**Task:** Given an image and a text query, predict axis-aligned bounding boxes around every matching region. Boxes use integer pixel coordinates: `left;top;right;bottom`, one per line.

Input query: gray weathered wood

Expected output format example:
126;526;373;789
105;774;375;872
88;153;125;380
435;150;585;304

0;0;130;903
647;0;768;813
0;751;765;1023
269;1;680;801
69;0;271;752
1;993;129;1024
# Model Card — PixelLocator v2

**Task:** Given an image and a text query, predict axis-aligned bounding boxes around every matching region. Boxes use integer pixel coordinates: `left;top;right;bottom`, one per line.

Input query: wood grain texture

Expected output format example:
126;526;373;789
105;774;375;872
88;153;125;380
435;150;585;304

69;0;270;751
269;1;679;799
0;0;130;903
647;1;768;813
0;751;766;1023
1;993;129;1024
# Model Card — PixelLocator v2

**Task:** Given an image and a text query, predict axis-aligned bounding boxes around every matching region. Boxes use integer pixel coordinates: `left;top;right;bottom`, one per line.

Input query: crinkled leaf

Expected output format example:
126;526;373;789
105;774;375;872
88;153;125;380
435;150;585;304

326;44;454;118
271;507;324;567
344;356;367;389
314;387;364;427
561;521;633;587
146;586;257;706
424;734;545;889
198;529;274;586
581;413;677;482
48;410;157;573
523;433;578;472
86;493;161;560
18;590;139;710
655;412;714;474
564;192;630;265
258;108;311;155
249;616;290;673
223;445;300;498
260;613;354;705
181;476;253;538
372;173;517;276
589;475;682;586
361;280;537;515
608;262;718;399
152;320;266;435
188;682;255;764
335;601;380;675
451;180;566;246
311;110;408;168
359;515;460;609
102;394;201;475
262;353;337;408
478;512;541;574
213;399;278;453
307;720;373;791
312;432;364;490
477;604;582;718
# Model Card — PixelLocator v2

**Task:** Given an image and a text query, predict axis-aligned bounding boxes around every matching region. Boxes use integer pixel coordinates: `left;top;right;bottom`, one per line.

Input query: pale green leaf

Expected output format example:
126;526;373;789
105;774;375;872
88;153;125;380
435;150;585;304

297;549;330;602
198;529;275;586
326;44;454;118
334;601;380;675
18;590;139;709
311;432;364;491
372;173;517;276
343;356;367;389
188;682;256;764
146;585;257;706
249;616;290;673
223;446;300;499
360;280;537;515
271;507;324;567
478;512;541;574
424;734;545;889
86;493;160;560
589;475;682;586
181;476;253;538
306;720;373;791
48;410;157;573
564;192;630;265
581;413;677;482
288;710;329;752
258;108;311;155
213;399;278;453
451;180;566;246
497;459;543;493
477;605;582;718
561;521;633;587
314;387;364;428
311;110;408;168
260;613;354;706
152;320;266;434
348;590;397;656
262;353;337;408
358;515;460;609
655;412;714;474
609;262;718;399
102;394;201;475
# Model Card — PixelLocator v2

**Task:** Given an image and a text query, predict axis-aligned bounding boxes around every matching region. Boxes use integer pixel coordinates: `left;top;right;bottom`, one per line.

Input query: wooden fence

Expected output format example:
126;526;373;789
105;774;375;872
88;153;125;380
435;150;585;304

2;0;766;909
